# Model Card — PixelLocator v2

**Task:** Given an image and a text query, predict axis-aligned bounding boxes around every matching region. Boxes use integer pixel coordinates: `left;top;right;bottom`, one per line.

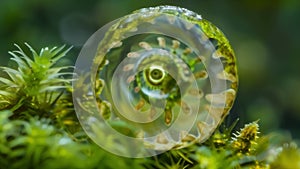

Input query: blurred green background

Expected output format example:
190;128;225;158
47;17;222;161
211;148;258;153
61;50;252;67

0;0;299;139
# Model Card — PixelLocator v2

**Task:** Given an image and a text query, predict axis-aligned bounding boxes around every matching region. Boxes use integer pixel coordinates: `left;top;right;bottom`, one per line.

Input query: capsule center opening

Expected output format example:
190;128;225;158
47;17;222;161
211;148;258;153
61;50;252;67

148;66;165;84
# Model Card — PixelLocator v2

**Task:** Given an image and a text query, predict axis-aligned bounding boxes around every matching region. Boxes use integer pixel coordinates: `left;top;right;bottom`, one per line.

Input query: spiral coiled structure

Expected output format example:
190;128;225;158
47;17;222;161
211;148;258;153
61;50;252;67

73;6;238;157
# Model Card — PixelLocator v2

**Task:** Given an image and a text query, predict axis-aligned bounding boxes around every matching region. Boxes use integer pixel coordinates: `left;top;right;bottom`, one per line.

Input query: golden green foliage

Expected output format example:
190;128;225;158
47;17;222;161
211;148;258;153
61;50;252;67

231;121;259;154
146;121;270;169
270;143;300;169
0;43;72;117
0;110;146;169
0;44;299;169
0;43;80;134
0;44;146;169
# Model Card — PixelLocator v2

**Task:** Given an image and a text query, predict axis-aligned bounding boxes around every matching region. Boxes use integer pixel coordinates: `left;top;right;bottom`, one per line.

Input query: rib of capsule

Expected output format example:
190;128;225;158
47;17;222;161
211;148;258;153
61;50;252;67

172;40;180;49
127;52;140;58
180;101;191;114
135;99;145;110
139;42;152;50
164;108;172;125
157;37;166;48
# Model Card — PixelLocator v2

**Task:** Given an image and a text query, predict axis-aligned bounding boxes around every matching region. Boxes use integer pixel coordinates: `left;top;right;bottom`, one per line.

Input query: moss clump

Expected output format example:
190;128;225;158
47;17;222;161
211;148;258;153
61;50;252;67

0;44;299;169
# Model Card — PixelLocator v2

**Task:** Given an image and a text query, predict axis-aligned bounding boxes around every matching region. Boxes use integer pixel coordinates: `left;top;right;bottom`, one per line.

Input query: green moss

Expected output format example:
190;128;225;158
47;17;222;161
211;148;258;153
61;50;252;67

0;44;299;169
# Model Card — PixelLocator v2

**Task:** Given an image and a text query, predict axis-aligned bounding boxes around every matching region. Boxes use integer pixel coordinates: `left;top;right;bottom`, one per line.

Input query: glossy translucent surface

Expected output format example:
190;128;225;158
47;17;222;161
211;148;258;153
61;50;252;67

73;5;238;157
